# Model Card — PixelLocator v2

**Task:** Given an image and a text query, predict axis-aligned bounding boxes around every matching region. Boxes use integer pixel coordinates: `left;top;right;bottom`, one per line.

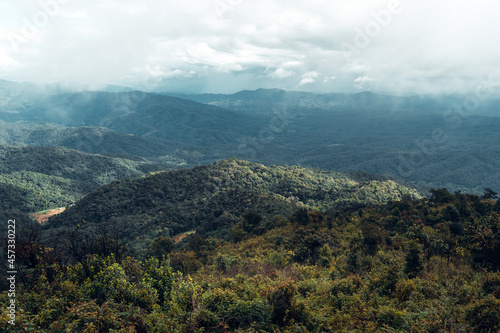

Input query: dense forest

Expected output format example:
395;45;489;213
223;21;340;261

2;82;500;193
1;81;500;331
41;159;421;257
0;144;167;212
0;120;186;163
1;186;500;332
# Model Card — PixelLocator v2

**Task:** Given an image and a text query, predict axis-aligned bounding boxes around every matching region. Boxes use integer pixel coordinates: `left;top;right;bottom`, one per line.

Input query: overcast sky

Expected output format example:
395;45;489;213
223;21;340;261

0;0;499;94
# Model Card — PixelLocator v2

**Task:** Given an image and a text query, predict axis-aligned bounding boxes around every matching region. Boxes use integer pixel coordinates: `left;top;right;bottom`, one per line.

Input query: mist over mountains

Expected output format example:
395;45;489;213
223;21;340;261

4;0;500;329
1;80;499;195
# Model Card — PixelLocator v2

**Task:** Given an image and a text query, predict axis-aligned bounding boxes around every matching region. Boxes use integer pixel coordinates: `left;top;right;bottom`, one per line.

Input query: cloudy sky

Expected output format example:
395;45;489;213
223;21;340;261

0;0;499;94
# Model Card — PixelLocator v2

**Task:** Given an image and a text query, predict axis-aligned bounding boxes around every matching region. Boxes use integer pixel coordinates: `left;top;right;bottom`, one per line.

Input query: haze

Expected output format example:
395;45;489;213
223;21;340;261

0;0;499;94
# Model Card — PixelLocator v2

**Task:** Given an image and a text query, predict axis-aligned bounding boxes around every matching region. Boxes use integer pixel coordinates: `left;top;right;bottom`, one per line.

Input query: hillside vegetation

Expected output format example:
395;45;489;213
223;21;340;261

180;89;500;193
0;144;166;212
6;91;266;148
0;120;186;163
43;159;421;257
2;185;500;331
2;83;500;193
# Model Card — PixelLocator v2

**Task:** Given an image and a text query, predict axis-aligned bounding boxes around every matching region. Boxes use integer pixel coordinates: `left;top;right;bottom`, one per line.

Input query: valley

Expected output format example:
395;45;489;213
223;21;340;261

3;1;500;330
0;81;499;332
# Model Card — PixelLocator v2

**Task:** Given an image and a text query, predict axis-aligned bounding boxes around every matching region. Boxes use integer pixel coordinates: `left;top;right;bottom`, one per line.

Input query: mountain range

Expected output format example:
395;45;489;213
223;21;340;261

1;79;499;204
1;80;500;331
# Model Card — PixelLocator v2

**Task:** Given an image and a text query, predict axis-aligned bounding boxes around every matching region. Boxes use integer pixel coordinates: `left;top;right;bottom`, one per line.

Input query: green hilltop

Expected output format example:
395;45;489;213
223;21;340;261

0;144;167;213
44;158;421;257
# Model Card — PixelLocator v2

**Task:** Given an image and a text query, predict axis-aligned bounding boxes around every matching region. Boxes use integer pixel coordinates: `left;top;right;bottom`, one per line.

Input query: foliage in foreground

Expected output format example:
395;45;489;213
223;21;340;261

2;188;500;332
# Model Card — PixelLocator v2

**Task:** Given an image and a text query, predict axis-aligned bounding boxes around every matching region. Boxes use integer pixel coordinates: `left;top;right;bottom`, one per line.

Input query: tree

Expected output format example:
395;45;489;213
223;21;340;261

149;236;175;259
291;208;310;225
443;204;460;222
482;188;498;200
241;212;263;233
404;242;422;278
429;188;454;204
361;220;384;256
268;281;297;326
142;256;173;309
318;244;332;268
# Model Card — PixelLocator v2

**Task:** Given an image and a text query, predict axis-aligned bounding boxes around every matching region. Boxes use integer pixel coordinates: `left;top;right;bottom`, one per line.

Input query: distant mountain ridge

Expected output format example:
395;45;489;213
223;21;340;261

0;120;186;163
173;88;476;115
5;90;266;145
1;80;500;194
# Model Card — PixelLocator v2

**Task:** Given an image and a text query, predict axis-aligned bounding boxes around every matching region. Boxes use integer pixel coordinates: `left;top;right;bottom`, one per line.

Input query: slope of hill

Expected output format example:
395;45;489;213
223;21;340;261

0;144;167;212
2;82;500;193
174;89;500;193
3;184;500;331
44;159;421;257
0;120;186;163
6;91;267;146
0;88;270;163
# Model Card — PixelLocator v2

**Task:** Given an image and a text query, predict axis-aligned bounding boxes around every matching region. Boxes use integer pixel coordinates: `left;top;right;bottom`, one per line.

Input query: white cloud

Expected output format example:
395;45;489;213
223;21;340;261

354;76;376;89
0;0;499;94
298;71;318;86
269;68;294;79
323;76;336;83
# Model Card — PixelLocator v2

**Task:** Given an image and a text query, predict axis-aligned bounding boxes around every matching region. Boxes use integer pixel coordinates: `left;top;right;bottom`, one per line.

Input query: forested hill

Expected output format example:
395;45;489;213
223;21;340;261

44;159;421;257
0;144;166;212
0;120;185;162
6;172;500;331
6;91;266;147
2;82;500;193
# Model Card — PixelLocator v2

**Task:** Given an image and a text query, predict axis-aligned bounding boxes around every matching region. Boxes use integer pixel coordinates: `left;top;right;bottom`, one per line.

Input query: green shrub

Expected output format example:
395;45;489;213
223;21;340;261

204;287;238;315
482;272;500;299
404;242;422;278
377;306;408;331
466;295;500;332
395;279;417;302
142;256;173;309
227;299;271;329
331;276;363;297
318;244;332;268
268;281;297;326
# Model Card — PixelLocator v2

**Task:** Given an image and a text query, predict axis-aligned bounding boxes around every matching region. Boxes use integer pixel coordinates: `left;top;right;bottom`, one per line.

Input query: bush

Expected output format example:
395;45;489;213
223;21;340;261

395;279;416;302
204;287;238;316
291;208;310;225
482;272;500;299
466;295;500;332
142;256;173;309
331;276;363;297
374;264;402;296
51;300;138;332
268;281;297;326
404;242;422;278
429;188;454;204
318;244;332;268
377;306;408;331
227;299;272;329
